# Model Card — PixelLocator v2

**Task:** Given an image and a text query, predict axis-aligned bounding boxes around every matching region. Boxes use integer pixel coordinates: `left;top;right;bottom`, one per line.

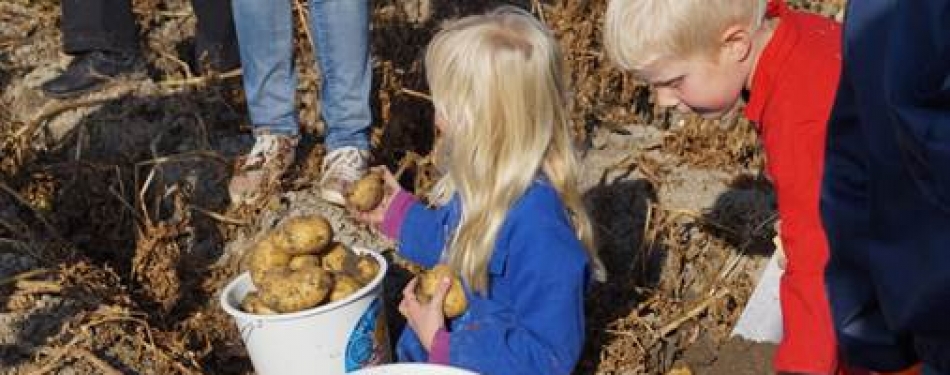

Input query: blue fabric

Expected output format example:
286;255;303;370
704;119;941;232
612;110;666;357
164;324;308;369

820;0;950;372
231;0;371;150
394;181;590;375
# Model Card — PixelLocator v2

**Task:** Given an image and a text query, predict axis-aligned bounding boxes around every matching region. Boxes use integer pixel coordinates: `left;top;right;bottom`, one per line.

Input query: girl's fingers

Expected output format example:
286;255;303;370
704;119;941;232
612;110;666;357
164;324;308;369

398;297;409;316
399;278;420;317
427;277;452;311
369;166;399;188
379;168;401;190
402;278;422;305
403;277;419;298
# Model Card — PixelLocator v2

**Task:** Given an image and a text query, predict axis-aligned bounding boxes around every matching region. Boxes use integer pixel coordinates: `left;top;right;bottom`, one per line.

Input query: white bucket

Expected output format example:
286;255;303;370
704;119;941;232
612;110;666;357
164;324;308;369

220;248;391;375
350;363;479;375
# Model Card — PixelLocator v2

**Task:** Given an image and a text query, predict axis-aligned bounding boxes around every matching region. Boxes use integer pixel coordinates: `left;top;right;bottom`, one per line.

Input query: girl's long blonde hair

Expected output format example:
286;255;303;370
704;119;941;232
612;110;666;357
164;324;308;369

425;6;604;294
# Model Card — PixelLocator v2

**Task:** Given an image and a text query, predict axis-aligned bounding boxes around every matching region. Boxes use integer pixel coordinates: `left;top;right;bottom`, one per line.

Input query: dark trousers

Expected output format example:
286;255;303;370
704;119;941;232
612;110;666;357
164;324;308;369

60;0;239;68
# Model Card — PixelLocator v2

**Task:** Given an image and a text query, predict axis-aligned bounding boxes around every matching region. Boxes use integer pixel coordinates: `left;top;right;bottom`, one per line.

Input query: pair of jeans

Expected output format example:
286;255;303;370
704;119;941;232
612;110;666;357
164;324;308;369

232;0;371;150
61;0;239;69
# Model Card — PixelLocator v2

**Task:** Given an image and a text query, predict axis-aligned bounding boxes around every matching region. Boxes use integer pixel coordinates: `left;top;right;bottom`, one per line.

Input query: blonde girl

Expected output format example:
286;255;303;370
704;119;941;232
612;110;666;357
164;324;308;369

354;6;602;375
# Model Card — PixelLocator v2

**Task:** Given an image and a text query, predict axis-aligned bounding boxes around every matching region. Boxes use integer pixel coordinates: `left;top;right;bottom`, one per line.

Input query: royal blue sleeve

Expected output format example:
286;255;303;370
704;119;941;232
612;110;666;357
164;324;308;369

396;202;454;268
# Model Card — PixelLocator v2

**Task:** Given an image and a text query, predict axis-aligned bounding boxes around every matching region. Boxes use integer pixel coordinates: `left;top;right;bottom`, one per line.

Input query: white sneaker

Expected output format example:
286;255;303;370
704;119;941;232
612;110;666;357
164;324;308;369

228;133;298;205
319;146;369;205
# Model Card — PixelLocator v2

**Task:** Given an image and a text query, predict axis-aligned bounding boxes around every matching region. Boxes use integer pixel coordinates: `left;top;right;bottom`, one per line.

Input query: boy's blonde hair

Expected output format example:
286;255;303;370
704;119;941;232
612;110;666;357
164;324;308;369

425;6;604;293
604;0;768;71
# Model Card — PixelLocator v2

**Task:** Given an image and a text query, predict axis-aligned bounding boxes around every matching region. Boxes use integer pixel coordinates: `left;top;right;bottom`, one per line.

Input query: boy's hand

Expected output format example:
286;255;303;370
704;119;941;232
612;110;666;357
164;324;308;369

399;276;450;352
773;235;786;270
350;166;402;227
773;220;786;270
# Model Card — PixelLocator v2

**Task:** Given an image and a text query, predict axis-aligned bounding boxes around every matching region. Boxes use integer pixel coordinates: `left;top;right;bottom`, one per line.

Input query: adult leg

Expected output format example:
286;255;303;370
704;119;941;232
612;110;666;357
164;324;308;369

228;0;299;204
308;0;372;151
61;0;137;54
309;0;372;205
43;0;138;98
231;0;298;136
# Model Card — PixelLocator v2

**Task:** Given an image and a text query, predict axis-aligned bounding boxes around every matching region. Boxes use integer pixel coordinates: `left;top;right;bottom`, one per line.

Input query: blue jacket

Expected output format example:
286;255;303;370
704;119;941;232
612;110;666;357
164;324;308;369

394;181;590;375
820;0;950;371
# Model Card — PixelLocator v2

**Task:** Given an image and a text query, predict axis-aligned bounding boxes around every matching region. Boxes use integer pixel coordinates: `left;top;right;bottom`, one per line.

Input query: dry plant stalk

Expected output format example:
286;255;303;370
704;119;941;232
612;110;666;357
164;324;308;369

131;166;190;314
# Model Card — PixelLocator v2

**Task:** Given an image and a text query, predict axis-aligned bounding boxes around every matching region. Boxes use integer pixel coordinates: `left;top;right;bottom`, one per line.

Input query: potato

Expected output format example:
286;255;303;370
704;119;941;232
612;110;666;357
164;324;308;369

666;367;693;375
330;275;363;302
257;268;332;313
278;215;333;255
354;254;380;284
289;255;321;271
347;172;384;211
241;292;278;315
322;243;353;273
265;229;293;253
246;238;292;282
415;264;468;318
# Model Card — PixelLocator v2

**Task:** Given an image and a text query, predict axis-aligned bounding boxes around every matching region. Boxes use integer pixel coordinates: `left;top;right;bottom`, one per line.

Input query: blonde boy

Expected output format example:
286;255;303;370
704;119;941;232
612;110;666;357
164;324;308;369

605;0;844;374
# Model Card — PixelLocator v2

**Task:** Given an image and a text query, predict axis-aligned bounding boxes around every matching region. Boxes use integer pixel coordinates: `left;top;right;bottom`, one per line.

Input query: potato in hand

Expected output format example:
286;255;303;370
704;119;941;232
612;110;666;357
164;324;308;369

347;172;385;212
415;264;468;318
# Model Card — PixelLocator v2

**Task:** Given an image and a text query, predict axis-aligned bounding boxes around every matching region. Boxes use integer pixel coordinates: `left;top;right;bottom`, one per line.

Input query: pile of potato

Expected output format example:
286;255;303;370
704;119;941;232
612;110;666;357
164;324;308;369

241;215;380;315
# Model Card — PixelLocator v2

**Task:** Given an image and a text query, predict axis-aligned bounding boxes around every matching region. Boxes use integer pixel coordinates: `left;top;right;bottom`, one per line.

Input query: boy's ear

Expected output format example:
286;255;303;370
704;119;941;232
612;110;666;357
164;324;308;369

720;24;753;63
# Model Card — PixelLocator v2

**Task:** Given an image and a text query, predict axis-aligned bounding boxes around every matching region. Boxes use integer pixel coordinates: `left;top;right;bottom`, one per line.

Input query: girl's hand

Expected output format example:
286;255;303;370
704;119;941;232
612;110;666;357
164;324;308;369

350;166;402;227
399;276;451;352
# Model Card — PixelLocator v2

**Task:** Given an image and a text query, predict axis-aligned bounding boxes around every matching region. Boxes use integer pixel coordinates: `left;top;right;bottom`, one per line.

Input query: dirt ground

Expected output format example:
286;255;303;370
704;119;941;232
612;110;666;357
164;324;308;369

0;0;845;374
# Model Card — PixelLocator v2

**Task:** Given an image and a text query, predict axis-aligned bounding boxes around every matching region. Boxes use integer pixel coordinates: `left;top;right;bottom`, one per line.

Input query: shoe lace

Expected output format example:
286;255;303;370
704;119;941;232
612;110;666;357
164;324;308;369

322;147;367;182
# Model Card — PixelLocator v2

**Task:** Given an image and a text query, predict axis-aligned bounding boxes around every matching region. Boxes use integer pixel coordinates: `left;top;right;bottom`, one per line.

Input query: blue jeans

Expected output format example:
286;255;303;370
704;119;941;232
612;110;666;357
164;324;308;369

232;0;371;150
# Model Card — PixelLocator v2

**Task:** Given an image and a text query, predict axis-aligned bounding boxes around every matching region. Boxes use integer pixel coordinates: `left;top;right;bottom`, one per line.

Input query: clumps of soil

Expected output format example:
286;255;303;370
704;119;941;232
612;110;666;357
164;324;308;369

663;115;765;173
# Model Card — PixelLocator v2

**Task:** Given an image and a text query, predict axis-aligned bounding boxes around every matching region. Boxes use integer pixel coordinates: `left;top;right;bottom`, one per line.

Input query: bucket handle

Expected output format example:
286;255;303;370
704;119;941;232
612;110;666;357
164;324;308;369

240;319;265;342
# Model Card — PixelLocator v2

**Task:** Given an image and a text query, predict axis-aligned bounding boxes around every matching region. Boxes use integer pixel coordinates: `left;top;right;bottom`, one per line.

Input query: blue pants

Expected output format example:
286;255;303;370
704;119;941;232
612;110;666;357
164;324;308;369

231;0;372;150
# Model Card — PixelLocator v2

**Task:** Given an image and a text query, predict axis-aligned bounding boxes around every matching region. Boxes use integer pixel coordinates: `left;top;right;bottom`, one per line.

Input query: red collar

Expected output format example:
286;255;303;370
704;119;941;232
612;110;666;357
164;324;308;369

745;1;797;125
766;0;788;17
